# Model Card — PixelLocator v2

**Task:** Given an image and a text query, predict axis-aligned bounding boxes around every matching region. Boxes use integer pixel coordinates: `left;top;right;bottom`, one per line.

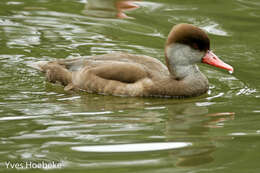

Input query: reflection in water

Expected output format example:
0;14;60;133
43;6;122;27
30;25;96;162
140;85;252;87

0;94;236;168
83;0;140;18
164;103;235;166
174;146;216;167
204;112;235;128
68;102;234;167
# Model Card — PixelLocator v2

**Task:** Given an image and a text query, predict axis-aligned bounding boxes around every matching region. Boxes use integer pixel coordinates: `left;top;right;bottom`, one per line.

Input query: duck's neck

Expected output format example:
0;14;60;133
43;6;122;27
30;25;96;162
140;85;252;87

165;43;203;80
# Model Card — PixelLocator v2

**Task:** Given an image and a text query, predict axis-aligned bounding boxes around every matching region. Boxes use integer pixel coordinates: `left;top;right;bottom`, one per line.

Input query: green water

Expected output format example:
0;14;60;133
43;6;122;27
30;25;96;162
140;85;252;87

0;0;260;172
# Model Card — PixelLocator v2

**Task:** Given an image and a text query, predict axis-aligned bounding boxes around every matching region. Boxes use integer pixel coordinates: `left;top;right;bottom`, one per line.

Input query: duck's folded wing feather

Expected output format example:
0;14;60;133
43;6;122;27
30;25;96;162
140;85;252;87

85;62;148;83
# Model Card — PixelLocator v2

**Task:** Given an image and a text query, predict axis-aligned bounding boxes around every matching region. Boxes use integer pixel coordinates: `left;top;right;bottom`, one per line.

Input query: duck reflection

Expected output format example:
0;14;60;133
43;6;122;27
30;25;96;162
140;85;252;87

53;92;235;167
165;103;235;166
83;0;140;19
174;146;216;167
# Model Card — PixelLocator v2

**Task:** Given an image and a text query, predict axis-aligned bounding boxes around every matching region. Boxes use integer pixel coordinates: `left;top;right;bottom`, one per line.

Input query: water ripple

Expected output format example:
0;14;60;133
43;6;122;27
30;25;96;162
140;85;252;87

72;142;192;152
0;115;43;121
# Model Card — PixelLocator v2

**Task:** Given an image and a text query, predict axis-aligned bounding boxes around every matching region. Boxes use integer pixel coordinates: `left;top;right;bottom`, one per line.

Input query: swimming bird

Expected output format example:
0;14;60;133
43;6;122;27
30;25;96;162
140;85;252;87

30;23;233;98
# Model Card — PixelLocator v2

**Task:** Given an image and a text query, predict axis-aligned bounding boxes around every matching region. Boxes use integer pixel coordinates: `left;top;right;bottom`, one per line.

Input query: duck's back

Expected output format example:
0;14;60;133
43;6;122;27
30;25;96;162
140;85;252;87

59;52;169;78
31;52;170;96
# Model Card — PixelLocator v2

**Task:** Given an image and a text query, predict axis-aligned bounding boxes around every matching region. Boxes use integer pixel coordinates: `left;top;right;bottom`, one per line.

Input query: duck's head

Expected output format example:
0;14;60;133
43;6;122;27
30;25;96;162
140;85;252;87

165;23;233;79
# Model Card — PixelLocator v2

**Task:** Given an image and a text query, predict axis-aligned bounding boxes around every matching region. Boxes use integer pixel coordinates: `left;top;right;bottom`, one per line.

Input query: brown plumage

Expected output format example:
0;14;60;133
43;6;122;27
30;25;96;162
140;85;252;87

166;23;210;51
30;23;233;98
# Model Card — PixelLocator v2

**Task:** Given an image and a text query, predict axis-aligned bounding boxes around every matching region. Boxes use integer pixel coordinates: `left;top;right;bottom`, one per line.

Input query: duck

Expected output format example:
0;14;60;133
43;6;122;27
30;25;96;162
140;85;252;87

30;23;233;98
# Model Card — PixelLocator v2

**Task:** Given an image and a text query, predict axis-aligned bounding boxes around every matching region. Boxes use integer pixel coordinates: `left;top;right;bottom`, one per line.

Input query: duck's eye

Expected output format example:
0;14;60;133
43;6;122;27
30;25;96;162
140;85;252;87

192;43;199;50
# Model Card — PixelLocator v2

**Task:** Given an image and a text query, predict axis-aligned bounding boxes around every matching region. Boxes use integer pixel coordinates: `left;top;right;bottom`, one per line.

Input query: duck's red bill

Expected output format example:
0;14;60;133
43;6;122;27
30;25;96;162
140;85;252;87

202;50;233;73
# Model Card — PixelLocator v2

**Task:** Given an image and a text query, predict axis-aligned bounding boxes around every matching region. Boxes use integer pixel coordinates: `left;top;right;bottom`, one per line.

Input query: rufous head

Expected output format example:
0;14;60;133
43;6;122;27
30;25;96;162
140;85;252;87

166;23;210;52
165;23;233;73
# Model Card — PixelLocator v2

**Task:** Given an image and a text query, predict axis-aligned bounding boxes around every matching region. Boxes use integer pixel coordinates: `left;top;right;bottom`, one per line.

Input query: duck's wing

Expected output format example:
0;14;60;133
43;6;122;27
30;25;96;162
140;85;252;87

31;52;168;76
89;52;169;77
71;60;156;96
29;53;169;95
76;61;149;84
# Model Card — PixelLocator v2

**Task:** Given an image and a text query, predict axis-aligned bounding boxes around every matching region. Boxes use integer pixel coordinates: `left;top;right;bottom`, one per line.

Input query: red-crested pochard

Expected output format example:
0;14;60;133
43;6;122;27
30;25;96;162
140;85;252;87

31;23;233;98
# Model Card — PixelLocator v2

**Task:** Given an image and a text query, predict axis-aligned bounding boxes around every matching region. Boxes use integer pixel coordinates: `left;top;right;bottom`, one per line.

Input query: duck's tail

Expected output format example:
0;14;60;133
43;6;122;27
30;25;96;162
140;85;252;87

28;60;73;88
28;61;49;72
